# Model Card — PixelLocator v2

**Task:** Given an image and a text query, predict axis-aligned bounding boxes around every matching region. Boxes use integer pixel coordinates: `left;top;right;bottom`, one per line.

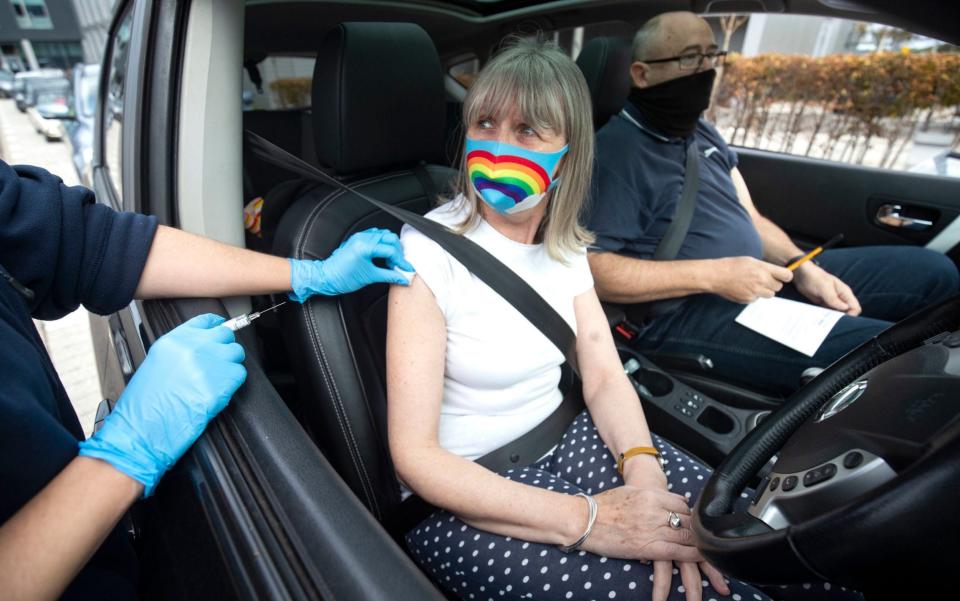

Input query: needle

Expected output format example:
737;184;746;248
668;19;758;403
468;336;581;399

222;300;288;332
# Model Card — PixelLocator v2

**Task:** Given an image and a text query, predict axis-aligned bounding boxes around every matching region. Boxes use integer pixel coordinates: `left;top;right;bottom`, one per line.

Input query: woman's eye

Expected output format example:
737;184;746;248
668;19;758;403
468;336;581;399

477;118;494;129
518;125;537;137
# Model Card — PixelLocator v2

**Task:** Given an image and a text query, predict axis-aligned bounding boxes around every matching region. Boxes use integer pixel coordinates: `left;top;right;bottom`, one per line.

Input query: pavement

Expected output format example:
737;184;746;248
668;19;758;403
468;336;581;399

0;98;103;437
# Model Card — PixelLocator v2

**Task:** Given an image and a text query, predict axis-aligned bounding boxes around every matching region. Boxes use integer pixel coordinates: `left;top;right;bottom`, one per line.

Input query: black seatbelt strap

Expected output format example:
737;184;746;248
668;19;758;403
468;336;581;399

655;140;700;260
246;131;585;532
611;112;701;321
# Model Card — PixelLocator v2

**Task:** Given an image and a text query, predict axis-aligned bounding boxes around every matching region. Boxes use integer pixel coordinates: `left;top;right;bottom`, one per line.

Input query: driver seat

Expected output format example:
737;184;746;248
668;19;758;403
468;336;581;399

271;22;456;521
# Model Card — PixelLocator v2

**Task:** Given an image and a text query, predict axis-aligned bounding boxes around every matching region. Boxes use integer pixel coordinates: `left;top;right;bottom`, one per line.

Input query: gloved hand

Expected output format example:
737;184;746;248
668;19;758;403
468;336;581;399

78;313;247;496
288;228;414;302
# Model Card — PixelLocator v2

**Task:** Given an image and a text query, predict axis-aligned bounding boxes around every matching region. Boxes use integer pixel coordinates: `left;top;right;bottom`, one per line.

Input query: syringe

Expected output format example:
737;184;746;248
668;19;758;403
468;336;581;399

222;300;287;332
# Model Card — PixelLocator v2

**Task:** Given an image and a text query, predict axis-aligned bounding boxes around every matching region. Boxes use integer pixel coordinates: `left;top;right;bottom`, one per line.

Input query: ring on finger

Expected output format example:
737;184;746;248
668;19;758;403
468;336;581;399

668;511;682;530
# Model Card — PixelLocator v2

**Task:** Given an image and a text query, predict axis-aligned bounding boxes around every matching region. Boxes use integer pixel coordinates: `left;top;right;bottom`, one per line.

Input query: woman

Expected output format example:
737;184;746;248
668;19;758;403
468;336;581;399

386;39;857;601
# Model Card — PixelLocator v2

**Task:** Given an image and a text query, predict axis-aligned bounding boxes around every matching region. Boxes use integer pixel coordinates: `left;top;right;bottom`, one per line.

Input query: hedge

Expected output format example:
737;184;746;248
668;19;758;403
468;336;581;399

714;52;960;168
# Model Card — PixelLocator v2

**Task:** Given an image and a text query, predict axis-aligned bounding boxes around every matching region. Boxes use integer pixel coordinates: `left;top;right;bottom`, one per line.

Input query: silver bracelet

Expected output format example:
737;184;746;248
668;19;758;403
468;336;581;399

558;492;598;553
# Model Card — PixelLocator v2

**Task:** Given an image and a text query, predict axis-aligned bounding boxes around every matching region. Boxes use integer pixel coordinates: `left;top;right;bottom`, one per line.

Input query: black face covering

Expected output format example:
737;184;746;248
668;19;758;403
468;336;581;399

628;68;717;138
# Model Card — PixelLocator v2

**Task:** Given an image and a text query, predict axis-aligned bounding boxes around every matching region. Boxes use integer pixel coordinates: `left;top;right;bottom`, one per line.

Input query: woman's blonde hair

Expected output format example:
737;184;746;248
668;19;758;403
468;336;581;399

446;38;595;262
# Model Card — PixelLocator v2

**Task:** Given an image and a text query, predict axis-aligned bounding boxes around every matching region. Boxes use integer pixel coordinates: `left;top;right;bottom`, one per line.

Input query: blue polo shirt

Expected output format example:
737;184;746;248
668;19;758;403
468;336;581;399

586;103;762;261
0;160;157;600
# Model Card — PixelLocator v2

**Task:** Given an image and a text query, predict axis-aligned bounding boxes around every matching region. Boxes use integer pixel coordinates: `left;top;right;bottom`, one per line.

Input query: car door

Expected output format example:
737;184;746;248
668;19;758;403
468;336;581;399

715;13;960;264
89;1;443;599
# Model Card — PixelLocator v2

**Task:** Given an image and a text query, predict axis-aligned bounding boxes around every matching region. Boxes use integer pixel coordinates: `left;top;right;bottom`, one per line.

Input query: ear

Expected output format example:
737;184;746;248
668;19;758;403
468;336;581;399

629;61;650;88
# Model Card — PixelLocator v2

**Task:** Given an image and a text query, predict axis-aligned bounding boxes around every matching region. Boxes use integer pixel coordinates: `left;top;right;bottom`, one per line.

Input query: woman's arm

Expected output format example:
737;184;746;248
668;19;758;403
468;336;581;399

387;277;701;562
572;288;665;488
386;275;586;545
0;457;142;601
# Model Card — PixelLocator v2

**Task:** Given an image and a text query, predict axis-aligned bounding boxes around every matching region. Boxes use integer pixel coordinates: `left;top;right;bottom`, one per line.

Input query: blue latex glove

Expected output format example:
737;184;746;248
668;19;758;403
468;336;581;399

79;314;247;496
289;227;415;302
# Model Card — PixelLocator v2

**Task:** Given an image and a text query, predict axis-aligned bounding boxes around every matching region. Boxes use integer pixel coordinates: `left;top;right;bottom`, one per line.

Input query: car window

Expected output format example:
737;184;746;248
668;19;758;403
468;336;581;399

242;56;314;110
709;15;960;178
103;6;134;201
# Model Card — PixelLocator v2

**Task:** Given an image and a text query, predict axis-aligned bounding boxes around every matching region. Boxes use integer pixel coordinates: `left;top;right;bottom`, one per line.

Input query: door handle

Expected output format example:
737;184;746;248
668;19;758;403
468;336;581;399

876;204;933;231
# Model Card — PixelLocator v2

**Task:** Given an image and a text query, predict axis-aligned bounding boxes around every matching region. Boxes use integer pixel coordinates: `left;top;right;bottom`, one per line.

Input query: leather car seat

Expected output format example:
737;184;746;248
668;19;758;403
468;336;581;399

575;36;632;129
271;22;456;521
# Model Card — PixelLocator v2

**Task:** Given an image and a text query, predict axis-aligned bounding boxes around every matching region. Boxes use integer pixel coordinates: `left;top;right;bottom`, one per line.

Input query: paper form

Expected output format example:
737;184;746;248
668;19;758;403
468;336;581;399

735;297;844;357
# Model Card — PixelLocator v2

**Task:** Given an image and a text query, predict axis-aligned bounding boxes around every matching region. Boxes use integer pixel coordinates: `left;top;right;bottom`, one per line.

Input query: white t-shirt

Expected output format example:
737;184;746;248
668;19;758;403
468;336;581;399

399;197;594;461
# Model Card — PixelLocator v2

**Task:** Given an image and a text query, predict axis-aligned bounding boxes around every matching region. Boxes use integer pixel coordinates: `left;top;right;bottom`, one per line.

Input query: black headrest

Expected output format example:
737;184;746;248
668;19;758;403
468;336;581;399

576;37;633;129
312;22;445;174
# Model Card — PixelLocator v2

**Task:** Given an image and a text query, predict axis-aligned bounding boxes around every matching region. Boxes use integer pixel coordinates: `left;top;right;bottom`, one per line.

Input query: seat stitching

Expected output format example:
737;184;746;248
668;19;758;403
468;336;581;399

303;300;381;516
291;169;450;517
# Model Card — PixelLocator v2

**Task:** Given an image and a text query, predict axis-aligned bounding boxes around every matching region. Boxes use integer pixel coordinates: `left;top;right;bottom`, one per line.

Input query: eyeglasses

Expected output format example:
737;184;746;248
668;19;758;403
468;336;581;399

642;51;728;71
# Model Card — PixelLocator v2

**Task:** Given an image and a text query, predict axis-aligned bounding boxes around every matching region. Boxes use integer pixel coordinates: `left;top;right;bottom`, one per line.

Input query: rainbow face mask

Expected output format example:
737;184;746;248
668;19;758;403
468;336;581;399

465;138;568;215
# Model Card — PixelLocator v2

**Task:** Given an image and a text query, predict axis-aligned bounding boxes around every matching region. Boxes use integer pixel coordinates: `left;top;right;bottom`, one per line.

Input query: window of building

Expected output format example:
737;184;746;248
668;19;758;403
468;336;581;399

32;41;83;69
9;0;53;30
709;15;960;178
103;6;134;201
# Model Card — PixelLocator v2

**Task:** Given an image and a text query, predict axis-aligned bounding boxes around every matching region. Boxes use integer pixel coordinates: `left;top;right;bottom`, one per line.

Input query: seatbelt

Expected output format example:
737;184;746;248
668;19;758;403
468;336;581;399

613;110;701;321
654;141;700;260
246;131;585;530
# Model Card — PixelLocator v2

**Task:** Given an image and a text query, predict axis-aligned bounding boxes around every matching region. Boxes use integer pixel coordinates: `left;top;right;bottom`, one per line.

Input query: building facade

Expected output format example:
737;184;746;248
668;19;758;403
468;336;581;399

71;0;113;64
0;0;83;71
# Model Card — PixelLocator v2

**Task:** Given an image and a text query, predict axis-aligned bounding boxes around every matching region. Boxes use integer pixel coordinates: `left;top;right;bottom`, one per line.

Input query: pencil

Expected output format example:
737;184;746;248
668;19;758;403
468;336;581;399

786;234;844;271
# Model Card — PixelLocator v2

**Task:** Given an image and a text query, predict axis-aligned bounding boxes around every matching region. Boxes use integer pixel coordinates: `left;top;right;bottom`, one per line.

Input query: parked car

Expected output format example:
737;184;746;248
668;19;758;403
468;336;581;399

0;68;14;98
13;69;65;111
62;63;100;186
88;0;959;600
28;89;71;141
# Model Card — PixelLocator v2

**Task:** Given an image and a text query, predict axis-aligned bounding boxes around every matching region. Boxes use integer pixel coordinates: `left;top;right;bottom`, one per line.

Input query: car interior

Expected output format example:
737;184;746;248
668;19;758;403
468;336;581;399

100;0;960;599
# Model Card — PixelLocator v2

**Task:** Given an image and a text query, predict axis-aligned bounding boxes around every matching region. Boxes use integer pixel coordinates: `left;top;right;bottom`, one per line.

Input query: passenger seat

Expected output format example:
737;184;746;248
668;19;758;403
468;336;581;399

270;22;455;521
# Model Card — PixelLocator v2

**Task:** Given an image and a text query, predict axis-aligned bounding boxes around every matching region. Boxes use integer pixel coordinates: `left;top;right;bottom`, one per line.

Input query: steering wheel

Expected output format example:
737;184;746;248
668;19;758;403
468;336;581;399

692;295;960;591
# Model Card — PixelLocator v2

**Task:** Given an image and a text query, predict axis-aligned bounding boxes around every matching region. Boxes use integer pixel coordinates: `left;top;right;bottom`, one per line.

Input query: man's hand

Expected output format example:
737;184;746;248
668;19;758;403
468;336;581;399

794;263;861;315
709;256;793;304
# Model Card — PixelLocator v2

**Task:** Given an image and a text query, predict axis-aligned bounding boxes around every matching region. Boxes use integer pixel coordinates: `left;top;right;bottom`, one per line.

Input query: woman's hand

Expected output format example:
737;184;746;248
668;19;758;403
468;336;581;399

582;485;698;562
288;228;414;301
595;459;733;601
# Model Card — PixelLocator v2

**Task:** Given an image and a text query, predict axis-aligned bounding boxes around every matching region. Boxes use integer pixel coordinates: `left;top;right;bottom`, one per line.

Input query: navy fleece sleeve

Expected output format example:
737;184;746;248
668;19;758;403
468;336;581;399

0;160;158;320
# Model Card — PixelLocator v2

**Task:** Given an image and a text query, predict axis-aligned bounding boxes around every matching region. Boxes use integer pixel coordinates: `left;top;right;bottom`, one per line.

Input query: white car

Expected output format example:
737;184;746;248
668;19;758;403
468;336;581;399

27;89;71;141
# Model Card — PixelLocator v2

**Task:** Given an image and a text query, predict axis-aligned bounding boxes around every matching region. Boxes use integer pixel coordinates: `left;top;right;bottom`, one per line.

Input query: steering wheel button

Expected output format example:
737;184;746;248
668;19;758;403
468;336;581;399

802;463;838;488
781;475;798;491
769;477;780;491
843;451;864;469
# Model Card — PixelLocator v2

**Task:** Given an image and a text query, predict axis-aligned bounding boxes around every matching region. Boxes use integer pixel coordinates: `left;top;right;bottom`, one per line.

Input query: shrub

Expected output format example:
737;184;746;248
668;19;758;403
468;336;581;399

714;52;960;169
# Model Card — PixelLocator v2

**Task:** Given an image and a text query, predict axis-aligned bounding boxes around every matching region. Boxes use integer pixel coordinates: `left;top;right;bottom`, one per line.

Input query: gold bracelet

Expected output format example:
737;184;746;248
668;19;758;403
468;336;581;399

616;446;664;475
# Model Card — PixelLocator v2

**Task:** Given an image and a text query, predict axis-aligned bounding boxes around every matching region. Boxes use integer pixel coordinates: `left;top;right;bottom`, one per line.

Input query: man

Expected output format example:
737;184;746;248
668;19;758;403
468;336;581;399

0;159;413;600
586;11;958;394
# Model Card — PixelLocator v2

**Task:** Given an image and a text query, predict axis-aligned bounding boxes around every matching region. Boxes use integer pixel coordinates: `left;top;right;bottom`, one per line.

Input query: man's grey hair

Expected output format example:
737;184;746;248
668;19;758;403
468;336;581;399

632;14;666;62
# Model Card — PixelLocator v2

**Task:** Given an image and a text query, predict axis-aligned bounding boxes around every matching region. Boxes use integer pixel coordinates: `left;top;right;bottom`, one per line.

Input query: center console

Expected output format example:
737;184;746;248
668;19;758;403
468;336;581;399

618;345;770;466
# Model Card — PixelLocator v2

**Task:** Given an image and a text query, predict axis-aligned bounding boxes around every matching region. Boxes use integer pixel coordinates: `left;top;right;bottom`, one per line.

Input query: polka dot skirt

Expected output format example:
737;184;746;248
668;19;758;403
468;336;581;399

406;410;862;601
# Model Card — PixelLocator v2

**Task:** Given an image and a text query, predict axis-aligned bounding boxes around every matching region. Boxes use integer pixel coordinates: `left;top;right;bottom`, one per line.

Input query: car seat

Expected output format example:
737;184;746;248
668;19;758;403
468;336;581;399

575;36;632;129
270;22;456;521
